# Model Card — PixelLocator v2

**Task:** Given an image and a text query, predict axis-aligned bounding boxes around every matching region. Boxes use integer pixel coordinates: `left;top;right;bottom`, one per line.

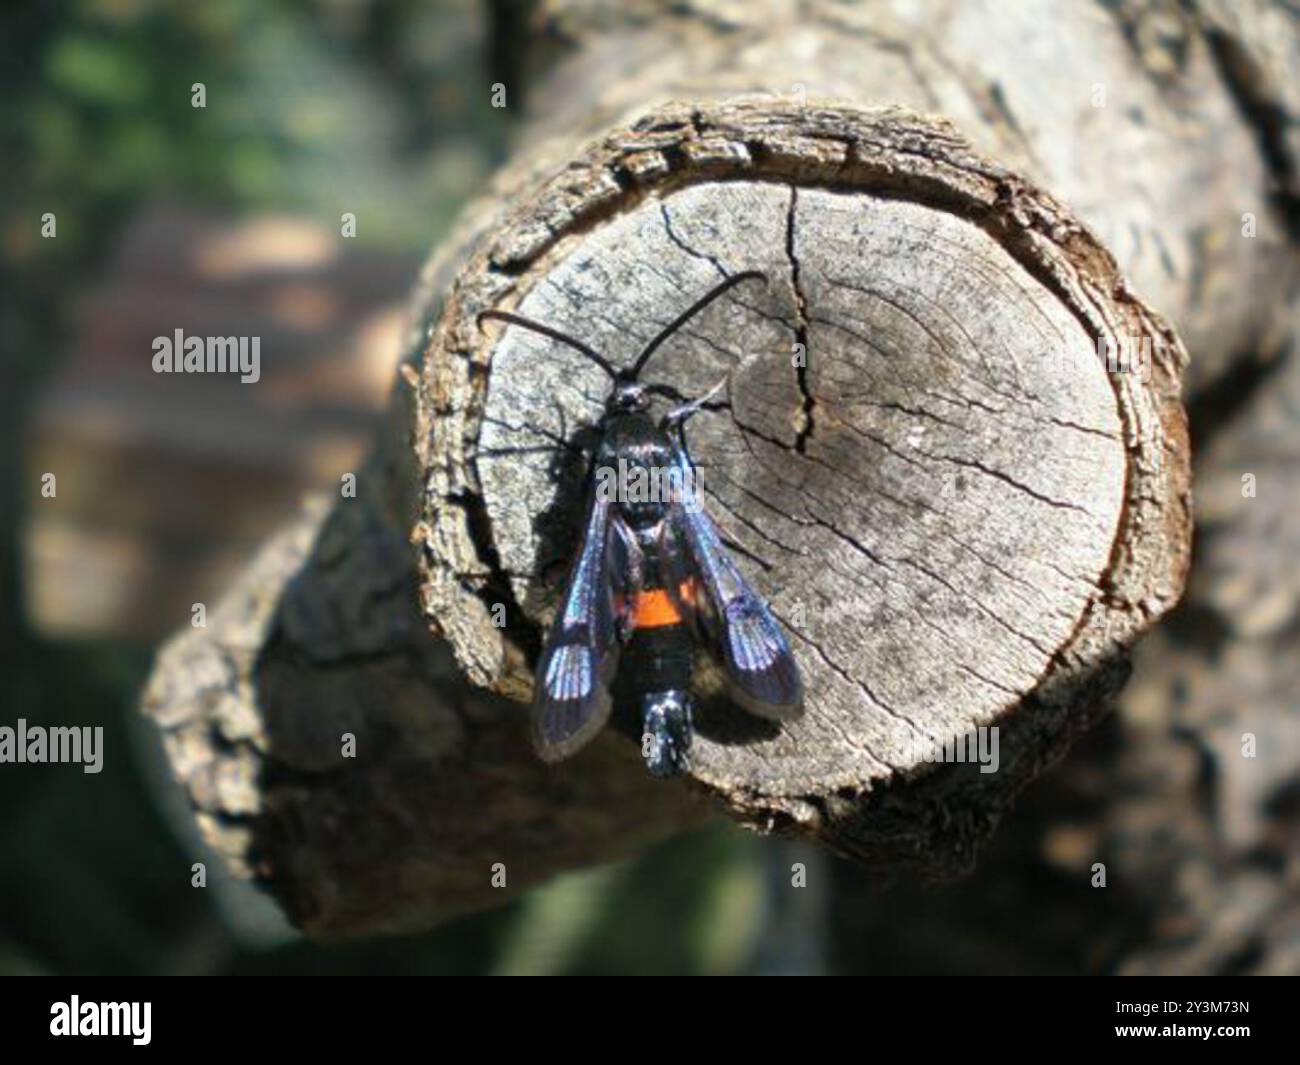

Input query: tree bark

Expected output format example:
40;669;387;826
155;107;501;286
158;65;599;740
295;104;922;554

142;0;1300;939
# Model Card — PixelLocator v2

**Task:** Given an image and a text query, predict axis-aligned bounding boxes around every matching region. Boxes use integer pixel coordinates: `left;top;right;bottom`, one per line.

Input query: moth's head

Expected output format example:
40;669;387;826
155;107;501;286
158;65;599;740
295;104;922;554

608;377;650;414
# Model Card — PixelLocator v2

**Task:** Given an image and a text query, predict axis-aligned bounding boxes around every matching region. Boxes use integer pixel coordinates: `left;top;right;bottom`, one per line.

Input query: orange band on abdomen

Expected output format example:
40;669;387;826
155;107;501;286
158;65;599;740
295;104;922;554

628;580;696;630
631;588;683;629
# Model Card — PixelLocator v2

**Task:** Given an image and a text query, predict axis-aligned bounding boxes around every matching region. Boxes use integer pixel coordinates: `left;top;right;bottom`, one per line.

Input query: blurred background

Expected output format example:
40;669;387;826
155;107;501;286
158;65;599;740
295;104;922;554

3;0;1297;975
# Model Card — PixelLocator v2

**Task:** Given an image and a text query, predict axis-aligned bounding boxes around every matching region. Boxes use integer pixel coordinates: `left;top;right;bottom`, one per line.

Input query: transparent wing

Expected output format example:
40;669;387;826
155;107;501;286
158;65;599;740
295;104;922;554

669;451;803;720
532;492;620;761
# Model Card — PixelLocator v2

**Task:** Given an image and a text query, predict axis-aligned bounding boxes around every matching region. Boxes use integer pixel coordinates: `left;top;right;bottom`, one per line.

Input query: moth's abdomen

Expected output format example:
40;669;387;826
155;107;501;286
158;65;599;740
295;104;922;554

622;619;693;694
621;579;695;631
624;589;695;777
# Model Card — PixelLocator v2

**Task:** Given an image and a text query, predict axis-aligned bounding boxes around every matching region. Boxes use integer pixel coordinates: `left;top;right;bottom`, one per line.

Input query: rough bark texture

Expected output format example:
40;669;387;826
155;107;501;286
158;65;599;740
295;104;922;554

140;0;1300;939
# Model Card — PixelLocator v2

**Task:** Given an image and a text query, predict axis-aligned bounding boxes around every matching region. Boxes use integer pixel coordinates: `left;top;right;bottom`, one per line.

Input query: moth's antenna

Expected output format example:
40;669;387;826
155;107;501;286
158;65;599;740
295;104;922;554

478;310;620;380
629;270;768;380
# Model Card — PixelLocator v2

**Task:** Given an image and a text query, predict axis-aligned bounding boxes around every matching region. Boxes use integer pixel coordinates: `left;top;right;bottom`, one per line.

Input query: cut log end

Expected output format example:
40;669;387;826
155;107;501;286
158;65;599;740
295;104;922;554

418;99;1191;868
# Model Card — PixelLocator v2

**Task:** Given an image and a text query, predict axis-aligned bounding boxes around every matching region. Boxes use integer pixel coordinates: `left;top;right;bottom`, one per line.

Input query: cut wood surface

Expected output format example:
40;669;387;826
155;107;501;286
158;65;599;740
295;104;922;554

139;0;1300;940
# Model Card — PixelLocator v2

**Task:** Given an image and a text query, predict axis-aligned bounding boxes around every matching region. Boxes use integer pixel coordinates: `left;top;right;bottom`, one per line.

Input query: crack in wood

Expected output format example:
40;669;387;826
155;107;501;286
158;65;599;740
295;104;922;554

786;187;816;453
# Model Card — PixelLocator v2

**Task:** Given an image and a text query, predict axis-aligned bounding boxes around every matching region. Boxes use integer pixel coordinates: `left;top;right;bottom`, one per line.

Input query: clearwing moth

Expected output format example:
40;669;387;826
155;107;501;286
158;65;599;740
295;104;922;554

479;271;803;777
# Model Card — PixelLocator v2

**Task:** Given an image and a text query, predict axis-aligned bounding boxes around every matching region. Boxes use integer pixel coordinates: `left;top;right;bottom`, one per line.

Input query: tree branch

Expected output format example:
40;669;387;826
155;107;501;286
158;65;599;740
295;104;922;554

140;0;1300;939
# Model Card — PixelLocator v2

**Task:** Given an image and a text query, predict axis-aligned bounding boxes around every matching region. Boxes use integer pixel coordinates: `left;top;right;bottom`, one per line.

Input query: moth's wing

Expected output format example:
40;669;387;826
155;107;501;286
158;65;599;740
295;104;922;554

671;481;803;721
532;493;620;761
656;514;700;627
607;511;645;643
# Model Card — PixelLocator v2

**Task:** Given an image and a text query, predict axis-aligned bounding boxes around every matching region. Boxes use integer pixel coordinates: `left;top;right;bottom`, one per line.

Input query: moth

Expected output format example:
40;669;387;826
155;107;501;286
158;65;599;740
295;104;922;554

479;271;803;777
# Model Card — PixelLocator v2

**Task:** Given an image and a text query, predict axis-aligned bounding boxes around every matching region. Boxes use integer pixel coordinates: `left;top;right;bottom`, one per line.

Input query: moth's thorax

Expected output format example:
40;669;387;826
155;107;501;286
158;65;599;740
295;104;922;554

595;409;669;457
595;410;682;530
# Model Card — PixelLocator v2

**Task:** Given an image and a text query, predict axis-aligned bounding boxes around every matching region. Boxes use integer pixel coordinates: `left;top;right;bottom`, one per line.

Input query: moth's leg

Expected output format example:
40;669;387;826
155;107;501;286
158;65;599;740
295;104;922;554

660;374;729;433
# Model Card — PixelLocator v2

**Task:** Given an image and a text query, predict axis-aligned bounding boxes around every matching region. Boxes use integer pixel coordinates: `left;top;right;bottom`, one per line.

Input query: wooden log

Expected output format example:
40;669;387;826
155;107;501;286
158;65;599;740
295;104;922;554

420;98;1190;868
142;0;1300;938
